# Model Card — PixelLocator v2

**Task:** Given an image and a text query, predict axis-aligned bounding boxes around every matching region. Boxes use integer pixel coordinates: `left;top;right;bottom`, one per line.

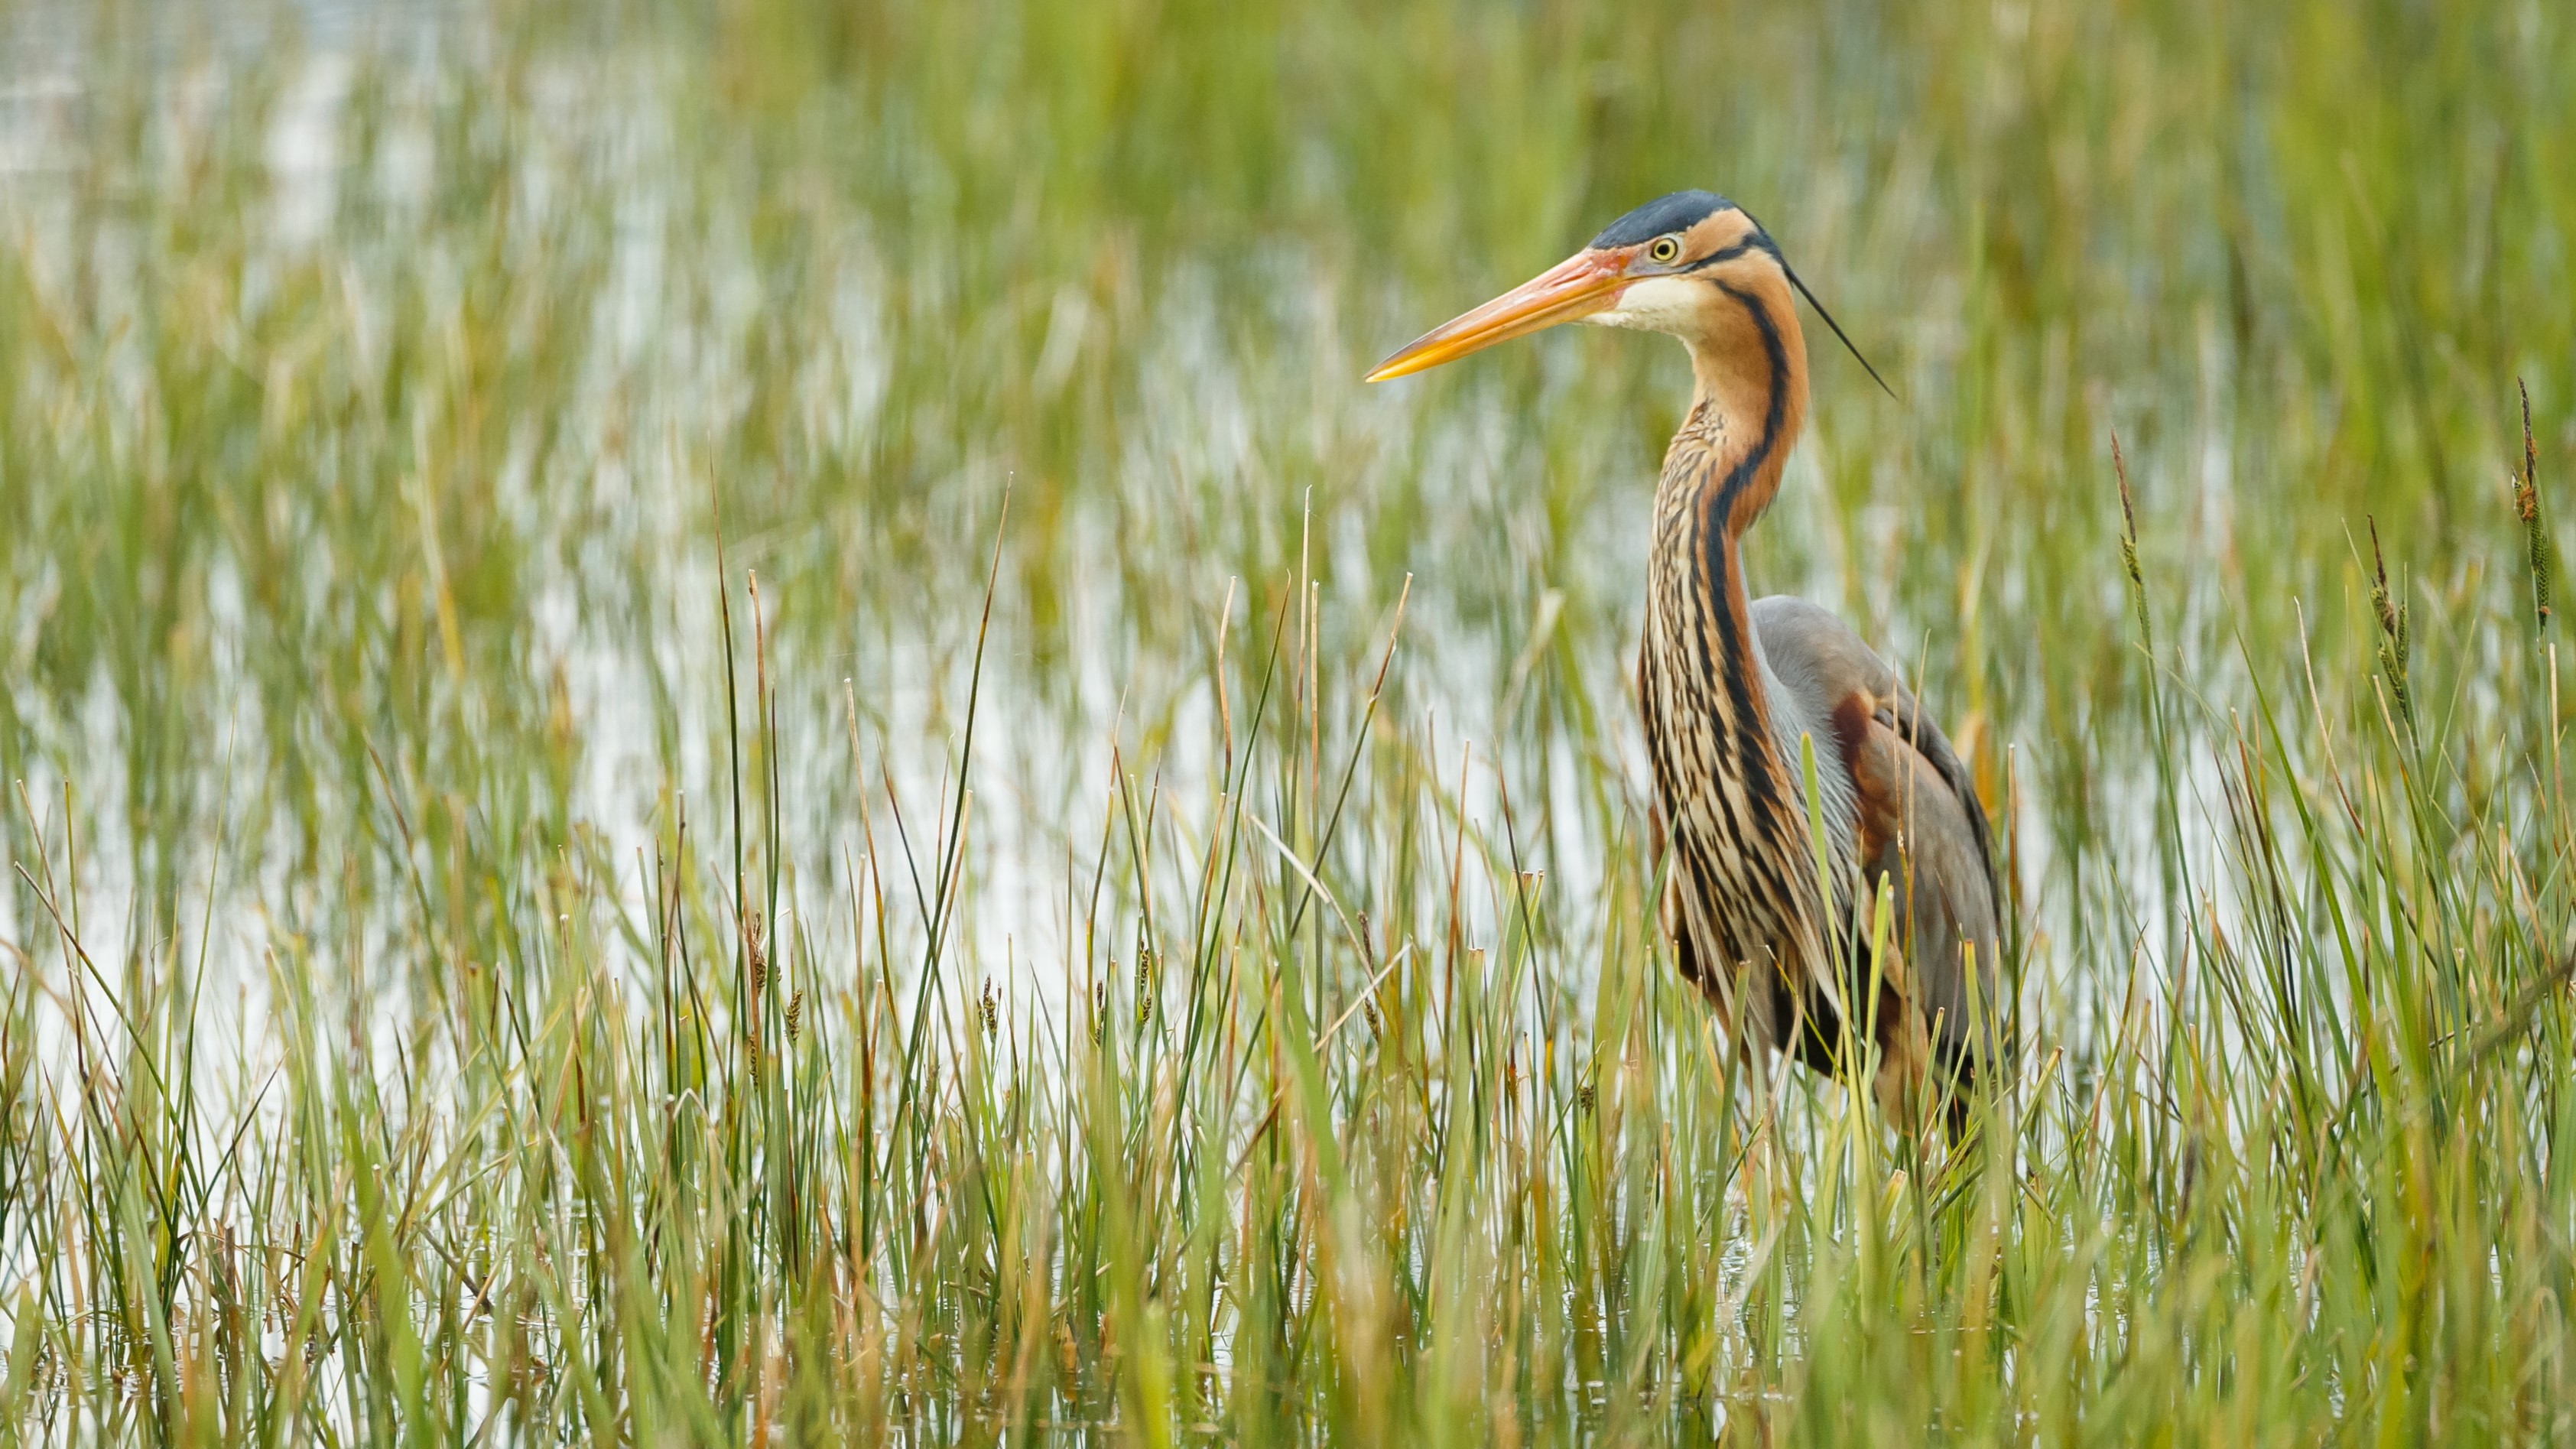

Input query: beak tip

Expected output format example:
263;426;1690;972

1363;253;1624;389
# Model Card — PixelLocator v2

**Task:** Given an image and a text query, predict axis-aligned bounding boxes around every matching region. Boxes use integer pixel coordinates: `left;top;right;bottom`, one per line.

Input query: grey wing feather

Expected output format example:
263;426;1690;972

1876;697;2009;1074
1749;596;2011;1077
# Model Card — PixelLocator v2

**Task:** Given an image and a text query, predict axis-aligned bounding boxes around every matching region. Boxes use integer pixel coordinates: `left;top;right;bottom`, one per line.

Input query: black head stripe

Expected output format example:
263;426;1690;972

1590;190;1734;249
1729;204;1899;401
1595;191;1899;400
1683;237;1767;272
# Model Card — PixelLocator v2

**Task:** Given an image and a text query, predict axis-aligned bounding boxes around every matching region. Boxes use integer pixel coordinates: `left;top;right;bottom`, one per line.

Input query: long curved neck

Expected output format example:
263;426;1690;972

1650;275;1809;694
1642;274;1816;957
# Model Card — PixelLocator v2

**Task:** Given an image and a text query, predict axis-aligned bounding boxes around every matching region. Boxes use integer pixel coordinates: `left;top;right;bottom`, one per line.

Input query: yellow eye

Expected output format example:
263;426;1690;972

1649;236;1682;265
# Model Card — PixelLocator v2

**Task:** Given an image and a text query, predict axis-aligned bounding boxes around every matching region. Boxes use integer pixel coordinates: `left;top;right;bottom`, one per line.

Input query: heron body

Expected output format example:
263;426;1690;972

1370;190;2009;1119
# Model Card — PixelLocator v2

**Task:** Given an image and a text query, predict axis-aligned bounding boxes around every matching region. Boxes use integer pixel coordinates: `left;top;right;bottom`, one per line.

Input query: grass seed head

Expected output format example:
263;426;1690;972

2519;378;2552;627
2368;518;2417;736
2112;433;2155;652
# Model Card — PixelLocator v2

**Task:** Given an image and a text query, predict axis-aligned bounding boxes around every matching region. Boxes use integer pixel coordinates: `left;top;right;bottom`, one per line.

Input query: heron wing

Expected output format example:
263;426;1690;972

1749;597;2009;1078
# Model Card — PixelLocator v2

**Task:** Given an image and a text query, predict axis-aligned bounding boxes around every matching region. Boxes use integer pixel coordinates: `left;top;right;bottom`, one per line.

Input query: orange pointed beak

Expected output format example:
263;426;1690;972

1365;248;1633;382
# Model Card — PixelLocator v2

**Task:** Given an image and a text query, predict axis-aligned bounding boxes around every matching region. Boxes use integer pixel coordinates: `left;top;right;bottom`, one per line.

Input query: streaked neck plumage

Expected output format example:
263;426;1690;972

1639;266;1837;974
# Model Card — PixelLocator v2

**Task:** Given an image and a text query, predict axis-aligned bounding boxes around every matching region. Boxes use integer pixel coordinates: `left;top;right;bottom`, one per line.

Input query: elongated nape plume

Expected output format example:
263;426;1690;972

1782;261;1897;401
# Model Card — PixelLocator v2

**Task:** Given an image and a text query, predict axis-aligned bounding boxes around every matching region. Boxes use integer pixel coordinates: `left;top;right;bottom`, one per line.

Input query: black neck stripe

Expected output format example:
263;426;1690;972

1712;280;1792;508
1688;278;1797;833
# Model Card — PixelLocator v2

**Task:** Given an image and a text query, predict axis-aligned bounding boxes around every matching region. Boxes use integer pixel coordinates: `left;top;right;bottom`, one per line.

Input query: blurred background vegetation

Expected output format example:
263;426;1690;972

0;0;2570;1440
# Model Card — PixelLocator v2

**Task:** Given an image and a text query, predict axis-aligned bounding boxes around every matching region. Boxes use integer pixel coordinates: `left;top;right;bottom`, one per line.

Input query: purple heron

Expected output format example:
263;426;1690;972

1369;191;2008;1124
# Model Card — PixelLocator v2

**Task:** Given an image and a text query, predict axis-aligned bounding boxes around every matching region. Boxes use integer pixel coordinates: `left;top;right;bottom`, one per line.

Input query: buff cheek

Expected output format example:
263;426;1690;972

1590;275;1710;333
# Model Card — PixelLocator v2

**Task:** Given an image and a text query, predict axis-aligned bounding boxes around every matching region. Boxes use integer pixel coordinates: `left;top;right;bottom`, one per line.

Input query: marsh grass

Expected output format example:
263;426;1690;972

2;0;2574;1441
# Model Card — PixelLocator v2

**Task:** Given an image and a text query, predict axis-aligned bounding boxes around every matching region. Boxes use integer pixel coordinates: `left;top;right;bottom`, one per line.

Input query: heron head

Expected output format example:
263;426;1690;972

1365;190;1888;395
